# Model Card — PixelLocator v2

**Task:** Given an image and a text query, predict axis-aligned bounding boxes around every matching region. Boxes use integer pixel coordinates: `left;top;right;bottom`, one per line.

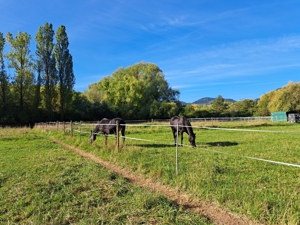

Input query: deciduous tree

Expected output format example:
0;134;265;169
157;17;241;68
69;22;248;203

36;22;58;120
54;25;75;120
268;82;300;112
0;32;10;122
227;99;256;117
6;32;35;124
211;95;227;116
95;62;179;119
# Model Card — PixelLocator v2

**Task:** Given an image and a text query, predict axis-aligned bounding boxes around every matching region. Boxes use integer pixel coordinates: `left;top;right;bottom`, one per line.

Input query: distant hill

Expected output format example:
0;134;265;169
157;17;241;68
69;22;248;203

192;97;236;105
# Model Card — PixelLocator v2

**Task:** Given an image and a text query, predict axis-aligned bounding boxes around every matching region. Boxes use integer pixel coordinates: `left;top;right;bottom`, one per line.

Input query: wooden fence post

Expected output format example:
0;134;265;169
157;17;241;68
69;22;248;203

116;120;119;151
71;120;73;136
80;121;82;141
151;118;154;131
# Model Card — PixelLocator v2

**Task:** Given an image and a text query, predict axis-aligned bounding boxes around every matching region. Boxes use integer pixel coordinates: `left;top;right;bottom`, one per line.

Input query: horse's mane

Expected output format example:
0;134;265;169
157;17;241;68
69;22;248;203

93;118;109;133
93;118;126;134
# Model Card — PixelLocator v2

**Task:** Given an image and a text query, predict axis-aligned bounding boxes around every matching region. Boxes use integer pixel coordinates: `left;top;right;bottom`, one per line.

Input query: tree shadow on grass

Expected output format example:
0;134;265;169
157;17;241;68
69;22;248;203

205;141;238;147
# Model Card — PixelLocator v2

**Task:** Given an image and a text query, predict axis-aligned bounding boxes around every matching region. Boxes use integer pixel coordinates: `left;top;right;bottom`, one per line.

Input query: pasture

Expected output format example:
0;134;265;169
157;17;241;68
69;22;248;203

2;120;300;224
0;128;211;224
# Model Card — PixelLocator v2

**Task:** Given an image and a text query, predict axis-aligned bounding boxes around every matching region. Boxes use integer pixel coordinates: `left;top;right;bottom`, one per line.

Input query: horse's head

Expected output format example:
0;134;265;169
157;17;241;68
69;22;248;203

89;130;96;144
188;133;196;148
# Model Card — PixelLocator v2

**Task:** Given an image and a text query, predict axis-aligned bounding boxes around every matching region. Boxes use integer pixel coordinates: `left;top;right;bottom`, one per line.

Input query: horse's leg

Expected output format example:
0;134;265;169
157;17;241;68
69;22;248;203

121;128;125;146
172;130;177;146
181;132;183;146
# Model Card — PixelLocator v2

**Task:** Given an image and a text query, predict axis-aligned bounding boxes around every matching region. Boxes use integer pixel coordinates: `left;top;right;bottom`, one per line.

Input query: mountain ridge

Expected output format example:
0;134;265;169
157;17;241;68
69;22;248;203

192;97;236;105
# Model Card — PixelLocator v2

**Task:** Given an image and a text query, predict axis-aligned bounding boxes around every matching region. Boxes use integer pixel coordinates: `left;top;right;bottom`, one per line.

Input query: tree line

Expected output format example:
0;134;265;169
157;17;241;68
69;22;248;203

1;23;297;126
179;81;300;118
256;81;300;116
0;23;74;126
83;62;300;120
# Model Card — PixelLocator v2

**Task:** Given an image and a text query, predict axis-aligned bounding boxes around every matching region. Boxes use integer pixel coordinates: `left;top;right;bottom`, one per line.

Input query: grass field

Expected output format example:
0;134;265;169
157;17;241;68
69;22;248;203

0;128;212;224
0;122;300;224
46;120;300;225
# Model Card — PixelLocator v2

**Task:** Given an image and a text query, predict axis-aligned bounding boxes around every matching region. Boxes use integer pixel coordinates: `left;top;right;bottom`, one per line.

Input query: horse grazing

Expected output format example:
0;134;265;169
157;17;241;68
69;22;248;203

89;118;126;146
170;116;196;148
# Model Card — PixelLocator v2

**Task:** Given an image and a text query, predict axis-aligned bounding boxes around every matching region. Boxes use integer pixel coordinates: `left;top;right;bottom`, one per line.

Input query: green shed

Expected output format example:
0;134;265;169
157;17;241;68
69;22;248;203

271;111;287;122
271;111;300;123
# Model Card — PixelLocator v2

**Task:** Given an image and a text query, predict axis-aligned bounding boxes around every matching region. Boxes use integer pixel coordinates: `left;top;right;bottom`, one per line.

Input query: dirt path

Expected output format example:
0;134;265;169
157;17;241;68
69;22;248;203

52;138;262;225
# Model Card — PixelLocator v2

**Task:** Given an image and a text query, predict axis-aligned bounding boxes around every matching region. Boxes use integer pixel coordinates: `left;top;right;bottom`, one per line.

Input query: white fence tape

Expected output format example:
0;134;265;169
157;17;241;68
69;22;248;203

40;121;300;168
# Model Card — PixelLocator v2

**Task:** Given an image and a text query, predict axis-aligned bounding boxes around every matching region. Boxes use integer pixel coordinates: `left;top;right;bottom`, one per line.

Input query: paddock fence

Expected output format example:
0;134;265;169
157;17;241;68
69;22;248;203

189;116;271;122
35;117;300;175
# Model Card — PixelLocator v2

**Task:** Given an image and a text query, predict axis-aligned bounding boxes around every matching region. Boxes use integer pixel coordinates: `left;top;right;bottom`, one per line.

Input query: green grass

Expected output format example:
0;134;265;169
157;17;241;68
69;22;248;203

0;128;212;225
43;120;300;224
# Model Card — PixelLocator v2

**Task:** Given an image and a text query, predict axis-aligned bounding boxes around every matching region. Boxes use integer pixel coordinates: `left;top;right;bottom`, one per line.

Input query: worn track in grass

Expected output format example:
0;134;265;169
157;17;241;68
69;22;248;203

51;138;262;225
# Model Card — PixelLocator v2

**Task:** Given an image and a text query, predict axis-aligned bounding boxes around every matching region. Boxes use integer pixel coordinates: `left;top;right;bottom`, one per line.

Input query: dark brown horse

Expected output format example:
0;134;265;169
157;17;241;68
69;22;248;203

89;118;126;146
170;116;196;148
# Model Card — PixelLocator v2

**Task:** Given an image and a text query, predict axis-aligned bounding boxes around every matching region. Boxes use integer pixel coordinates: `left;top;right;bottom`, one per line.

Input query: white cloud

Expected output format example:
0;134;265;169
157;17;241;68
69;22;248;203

162;35;300;83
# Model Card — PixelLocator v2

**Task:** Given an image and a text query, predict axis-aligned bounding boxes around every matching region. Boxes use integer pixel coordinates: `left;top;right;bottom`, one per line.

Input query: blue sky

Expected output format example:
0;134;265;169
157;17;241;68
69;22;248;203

1;0;300;103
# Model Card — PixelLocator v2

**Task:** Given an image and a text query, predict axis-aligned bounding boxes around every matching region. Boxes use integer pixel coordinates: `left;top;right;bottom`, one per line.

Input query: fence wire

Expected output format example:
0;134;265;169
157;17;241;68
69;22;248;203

36;120;300;169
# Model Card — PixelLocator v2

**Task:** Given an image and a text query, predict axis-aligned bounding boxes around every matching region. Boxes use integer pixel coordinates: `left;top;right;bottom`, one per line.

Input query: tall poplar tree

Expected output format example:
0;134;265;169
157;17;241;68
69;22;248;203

31;60;43;124
54;25;75;120
36;22;58;120
6;32;35;124
0;32;10;122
